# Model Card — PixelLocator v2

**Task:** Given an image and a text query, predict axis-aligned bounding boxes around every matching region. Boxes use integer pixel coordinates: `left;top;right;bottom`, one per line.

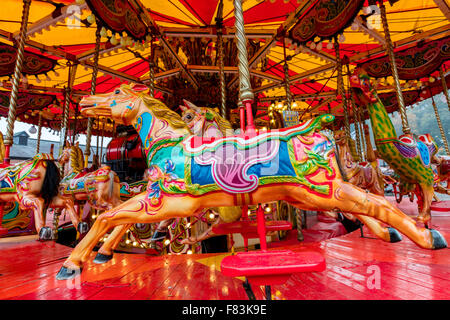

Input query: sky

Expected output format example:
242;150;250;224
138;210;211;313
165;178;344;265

0;117;111;147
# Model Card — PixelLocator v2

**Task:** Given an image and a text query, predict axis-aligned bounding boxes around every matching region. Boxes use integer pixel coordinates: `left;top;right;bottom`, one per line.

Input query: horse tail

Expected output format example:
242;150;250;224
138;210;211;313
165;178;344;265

41;159;61;206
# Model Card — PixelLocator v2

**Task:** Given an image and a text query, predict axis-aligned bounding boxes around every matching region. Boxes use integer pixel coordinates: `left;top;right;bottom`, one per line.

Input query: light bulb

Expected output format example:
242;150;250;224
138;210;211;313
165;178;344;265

28;125;37;134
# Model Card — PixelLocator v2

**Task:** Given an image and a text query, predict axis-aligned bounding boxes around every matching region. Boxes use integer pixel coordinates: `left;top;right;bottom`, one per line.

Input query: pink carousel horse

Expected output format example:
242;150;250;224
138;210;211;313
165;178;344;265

0;153;61;240
56;84;447;280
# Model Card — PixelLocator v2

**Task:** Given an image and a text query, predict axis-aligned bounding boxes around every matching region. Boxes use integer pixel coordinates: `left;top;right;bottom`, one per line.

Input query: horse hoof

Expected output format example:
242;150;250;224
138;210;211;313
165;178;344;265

56;266;82;280
430;229;447;249
93;252;113;264
151;231;167;241
388;227;402;243
77;222;89;234
416;214;431;225
39;227;53;241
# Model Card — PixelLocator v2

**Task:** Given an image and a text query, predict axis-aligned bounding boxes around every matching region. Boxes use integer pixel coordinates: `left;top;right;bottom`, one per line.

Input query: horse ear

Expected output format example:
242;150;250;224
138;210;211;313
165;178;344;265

213;107;220;113
179;104;188;112
183;99;201;113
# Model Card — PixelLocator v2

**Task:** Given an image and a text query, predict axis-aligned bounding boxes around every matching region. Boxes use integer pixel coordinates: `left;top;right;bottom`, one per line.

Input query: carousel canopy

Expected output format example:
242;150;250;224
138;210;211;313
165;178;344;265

0;0;449;131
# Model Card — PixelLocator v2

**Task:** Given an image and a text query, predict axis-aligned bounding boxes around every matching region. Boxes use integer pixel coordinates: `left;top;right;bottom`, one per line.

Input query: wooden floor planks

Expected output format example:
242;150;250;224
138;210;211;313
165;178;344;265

0;200;449;300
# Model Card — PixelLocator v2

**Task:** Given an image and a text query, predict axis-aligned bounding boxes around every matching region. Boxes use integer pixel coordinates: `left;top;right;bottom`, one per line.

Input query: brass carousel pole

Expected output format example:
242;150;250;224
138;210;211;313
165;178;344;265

216;0;227;120
3;0;32;164
148;37;155;98
234;0;255;132
59;85;70;150
357;105;366;162
85;23;102;167
283;37;292;111
431;94;450;155
36;112;42;154
218;28;227;120
379;2;411;134
439;66;450;112
99;119;105;166
96;120;100;159
346;63;362;161
60;62;77;154
334;37;351;142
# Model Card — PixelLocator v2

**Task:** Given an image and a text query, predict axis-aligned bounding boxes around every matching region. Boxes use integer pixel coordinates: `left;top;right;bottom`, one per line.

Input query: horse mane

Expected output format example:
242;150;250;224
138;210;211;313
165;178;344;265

69;145;84;173
141;95;192;133
205;108;232;136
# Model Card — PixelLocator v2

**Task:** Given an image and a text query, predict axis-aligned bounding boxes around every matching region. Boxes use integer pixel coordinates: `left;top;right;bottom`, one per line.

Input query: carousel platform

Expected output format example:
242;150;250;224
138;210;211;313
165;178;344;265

0;198;449;300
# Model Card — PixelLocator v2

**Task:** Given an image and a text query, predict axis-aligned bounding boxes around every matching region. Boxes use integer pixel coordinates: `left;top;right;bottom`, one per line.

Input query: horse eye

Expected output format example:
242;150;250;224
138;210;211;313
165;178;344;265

186;114;192;119
115;89;120;94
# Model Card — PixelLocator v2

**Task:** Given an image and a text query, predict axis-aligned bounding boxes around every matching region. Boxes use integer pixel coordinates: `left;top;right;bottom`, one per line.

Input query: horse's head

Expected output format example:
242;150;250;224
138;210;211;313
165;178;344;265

58;141;84;173
350;67;377;105
418;133;439;158
58;141;72;164
334;130;347;145
180;100;205;132
80;83;148;126
180;100;232;137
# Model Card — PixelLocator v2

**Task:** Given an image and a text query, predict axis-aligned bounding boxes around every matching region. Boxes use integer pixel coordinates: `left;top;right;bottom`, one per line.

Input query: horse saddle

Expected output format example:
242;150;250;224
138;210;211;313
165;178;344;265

393;134;435;167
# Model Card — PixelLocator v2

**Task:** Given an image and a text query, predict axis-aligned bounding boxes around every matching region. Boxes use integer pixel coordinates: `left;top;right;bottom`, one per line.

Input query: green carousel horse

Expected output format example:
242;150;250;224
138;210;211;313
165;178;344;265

56;84;446;280
350;68;439;226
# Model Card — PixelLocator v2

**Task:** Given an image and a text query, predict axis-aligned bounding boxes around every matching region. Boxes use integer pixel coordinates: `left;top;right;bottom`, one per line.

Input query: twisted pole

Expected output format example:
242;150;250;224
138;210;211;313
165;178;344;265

380;2;410;134
431;94;449;155
234;0;255;132
334;38;351;142
36;112;42;154
283;37;293;111
59;84;71;152
3;0;32;164
439;66;450;112
357;104;366;162
218;31;227;119
85;23;102;166
346;64;362;161
148;37;155;98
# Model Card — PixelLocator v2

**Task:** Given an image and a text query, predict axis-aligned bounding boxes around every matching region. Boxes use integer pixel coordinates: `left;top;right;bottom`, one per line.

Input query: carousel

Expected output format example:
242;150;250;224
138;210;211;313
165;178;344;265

0;0;449;301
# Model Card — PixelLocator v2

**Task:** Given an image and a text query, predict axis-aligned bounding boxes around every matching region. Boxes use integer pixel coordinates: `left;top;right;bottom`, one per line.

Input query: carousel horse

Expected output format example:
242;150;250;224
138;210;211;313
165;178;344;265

56;84;447;280
179;100;242;245
51;141;123;236
328;129;403;242
93;100;240;263
181;102;400;245
432;155;450;197
350;68;439;226
0;153;61;239
334;129;384;195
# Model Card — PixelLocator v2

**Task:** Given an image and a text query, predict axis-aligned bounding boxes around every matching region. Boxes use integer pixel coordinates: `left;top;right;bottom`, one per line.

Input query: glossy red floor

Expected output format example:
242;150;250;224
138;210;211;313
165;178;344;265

0;198;449;300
